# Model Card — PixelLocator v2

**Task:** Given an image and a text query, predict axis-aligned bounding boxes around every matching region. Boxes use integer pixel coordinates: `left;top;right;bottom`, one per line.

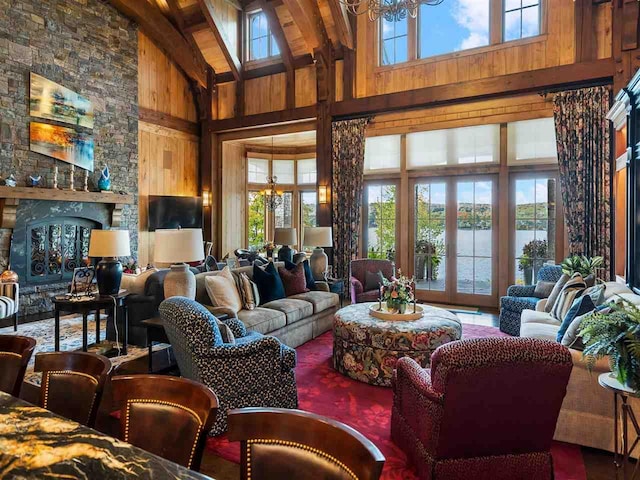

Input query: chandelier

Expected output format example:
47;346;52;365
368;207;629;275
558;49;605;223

263;175;283;211
340;0;444;22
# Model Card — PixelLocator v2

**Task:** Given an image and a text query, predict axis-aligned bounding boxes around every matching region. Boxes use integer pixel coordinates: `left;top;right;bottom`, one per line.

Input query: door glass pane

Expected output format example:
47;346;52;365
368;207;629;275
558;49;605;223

248;191;265;250
274;192;293;228
414;182;446;292
366;184;397;260
457;180;492;295
514;177;557;285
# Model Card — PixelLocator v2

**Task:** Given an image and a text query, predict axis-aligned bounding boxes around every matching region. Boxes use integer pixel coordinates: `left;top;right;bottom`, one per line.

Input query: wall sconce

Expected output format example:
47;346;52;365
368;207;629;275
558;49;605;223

202;190;212;208
318;185;328;204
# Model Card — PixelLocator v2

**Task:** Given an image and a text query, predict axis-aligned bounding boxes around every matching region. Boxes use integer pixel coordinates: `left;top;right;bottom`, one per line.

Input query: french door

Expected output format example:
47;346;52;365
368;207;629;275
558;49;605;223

410;176;498;307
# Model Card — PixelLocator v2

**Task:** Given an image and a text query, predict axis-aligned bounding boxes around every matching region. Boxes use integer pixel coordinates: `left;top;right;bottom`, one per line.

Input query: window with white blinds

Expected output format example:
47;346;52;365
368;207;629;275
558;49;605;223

364;135;401;173
272;160;295;184
247;158;269;183
297;159;317;184
407;124;500;169
507;117;558;164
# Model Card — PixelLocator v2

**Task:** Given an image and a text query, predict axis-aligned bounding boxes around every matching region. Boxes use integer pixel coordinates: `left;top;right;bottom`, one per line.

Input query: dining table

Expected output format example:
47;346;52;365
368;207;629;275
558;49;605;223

0;391;214;479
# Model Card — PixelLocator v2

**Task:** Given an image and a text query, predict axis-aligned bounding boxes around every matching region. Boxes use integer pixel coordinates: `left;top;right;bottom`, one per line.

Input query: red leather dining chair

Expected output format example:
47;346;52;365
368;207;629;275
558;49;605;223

111;374;218;472
228;408;385;480
0;334;36;397
391;337;573;480
34;351;111;428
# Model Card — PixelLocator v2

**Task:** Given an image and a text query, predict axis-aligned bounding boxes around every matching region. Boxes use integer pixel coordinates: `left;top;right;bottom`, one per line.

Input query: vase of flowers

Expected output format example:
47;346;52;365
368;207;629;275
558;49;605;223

381;271;414;314
263;241;276;259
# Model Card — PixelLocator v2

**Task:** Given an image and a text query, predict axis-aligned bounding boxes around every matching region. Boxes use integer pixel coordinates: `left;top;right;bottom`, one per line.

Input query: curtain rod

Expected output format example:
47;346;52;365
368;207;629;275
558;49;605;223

539;79;612;98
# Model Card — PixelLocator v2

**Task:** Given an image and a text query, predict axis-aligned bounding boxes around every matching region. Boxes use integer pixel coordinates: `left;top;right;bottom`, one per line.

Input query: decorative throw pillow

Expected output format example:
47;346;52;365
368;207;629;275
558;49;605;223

364;270;385;291
253;262;286;304
545;274;570;313
551;273;587;320
534;281;556;299
583;274;596;288
561;304;613;350
120;268;158;295
204;267;243;314
235;272;260;310
583;284;605;306
216;319;235;344
285;260;316;291
556;295;596;342
279;263;309;297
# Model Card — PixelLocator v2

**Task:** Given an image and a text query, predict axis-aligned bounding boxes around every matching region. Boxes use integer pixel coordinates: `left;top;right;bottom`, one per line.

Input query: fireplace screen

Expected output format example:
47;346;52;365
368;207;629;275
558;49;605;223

27;218;98;284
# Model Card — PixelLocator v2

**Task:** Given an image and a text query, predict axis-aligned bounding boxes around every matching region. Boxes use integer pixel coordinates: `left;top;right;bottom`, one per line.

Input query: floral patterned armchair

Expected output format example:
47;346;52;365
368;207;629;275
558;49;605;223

350;259;395;304
499;265;562;336
391;337;572;480
159;297;298;435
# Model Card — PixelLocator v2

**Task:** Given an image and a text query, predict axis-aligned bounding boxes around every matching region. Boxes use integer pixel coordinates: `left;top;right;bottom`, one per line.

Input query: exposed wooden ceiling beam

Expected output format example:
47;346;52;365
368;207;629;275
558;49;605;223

198;0;243;81
281;0;331;54
215;53;314;83
108;0;208;87
331;59;615;118
183;7;209;32
208;105;317;132
327;0;353;50
258;0;294;72
165;0;213;77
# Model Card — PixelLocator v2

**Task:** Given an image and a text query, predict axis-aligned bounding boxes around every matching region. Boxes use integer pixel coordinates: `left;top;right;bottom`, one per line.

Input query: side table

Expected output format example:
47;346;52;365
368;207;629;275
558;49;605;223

599;372;640;479
52;292;129;355
327;278;345;307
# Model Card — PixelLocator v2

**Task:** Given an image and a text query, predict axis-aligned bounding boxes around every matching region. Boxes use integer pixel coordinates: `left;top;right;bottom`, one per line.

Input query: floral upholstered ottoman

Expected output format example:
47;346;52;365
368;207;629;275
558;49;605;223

333;302;462;386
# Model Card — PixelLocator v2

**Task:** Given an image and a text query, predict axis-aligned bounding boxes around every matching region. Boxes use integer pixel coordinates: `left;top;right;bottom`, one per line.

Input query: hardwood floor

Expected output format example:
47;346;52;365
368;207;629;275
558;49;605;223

21;309;620;480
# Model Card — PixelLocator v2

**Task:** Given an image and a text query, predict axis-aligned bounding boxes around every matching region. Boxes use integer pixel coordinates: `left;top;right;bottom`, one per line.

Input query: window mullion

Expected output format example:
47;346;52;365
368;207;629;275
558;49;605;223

490;0;503;44
408;15;418;60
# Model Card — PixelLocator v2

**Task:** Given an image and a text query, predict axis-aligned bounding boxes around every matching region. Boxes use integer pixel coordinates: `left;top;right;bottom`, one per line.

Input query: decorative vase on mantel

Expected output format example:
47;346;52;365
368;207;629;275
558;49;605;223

98;165;111;192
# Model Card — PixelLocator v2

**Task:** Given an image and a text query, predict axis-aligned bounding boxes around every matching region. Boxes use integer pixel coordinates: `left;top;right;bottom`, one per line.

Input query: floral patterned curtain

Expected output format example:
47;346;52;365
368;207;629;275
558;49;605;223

553;86;612;279
332;118;370;282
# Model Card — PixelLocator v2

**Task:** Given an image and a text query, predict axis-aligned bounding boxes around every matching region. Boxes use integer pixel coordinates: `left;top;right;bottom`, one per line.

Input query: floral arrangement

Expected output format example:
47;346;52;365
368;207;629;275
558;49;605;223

122;258;140;274
380;270;415;314
263;241;276;251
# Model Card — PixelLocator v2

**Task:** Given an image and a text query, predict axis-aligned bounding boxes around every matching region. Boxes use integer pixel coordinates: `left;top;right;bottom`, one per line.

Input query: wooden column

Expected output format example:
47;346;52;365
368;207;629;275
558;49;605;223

316;48;335;229
613;0;640;92
398;134;410;275
497;123;510;296
199;67;215;244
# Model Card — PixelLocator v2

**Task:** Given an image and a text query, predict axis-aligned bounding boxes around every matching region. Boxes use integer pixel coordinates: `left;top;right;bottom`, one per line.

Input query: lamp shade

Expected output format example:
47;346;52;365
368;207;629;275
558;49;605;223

303;227;333;248
88;230;131;258
274;228;297;246
154;228;204;264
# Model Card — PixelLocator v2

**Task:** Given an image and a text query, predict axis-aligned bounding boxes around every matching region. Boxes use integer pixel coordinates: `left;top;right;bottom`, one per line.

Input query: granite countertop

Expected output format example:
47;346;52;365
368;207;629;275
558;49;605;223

0;392;213;480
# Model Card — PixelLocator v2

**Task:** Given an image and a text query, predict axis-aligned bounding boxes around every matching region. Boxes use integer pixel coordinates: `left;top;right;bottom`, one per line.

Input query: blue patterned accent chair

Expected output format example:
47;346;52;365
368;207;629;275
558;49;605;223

159;297;298;435
499;265;562;336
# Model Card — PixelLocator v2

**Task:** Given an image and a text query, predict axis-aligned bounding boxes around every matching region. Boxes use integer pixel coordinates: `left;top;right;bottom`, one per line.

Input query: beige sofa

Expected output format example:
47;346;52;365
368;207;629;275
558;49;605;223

520;281;640;456
193;263;340;348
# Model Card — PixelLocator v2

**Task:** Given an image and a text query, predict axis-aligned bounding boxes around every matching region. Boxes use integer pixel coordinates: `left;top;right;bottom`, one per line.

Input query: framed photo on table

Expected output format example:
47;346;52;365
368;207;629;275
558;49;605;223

71;266;96;297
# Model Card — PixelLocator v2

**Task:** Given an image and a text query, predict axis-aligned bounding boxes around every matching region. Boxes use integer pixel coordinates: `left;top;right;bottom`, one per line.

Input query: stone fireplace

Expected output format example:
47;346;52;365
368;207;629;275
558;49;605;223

0;190;133;318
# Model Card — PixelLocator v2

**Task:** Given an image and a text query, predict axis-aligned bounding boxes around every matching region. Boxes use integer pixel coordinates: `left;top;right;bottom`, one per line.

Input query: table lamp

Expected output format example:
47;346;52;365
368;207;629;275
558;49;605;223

154;228;204;299
275;228;297;263
88;229;131;296
303;227;333;281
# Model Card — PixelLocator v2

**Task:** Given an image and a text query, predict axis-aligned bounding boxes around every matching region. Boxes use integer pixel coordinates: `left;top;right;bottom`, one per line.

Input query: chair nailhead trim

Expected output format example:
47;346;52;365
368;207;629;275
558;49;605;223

42;371;99;425
0;352;21;359
246;439;358;480
125;399;203;469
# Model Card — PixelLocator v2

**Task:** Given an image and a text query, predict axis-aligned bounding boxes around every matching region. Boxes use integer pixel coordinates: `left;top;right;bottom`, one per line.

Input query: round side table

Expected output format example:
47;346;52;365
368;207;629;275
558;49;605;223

599;372;640;479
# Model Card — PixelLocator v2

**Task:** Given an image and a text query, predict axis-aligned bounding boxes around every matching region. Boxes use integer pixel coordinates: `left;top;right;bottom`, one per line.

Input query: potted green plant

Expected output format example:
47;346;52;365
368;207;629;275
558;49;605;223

518;240;548;285
579;300;640;390
561;255;604;278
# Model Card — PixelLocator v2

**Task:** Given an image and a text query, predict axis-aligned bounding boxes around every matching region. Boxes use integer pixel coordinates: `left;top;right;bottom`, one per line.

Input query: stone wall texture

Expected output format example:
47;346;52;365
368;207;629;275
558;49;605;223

0;0;138;317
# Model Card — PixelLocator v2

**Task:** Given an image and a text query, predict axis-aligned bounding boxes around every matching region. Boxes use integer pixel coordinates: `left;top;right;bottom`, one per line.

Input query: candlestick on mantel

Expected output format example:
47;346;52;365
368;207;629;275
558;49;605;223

68;165;75;191
53;164;58;190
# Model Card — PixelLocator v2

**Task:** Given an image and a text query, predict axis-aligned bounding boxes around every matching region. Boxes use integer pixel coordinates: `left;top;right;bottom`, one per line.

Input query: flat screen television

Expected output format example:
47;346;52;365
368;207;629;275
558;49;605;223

148;195;203;232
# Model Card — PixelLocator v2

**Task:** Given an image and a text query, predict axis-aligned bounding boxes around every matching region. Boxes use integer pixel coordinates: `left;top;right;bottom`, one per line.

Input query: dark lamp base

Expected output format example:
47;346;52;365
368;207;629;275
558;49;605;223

96;257;123;296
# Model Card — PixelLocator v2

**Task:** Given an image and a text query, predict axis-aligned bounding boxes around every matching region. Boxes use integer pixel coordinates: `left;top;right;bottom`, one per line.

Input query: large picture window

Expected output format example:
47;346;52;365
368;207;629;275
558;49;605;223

363;184;397;260
247;191;266;249
381;15;408;65
504;0;541;42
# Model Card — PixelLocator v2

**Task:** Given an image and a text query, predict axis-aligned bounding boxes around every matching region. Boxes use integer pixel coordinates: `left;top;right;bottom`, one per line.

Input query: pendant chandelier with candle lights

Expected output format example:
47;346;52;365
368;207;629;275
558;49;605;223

340;0;444;22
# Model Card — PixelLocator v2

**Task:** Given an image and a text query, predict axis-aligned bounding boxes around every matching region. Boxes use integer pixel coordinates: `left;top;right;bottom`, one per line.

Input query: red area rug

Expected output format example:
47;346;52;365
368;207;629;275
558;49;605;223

207;324;587;480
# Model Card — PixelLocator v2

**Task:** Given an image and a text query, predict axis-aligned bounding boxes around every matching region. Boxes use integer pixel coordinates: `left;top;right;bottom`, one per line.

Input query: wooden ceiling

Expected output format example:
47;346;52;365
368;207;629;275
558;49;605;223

122;0;352;84
227;130;317;148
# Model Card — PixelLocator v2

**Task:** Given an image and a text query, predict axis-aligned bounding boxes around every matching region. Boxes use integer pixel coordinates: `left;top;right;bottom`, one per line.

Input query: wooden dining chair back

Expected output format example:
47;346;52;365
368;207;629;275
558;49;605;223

34;351;111;427
228;408;386;480
111;375;218;471
0;335;36;397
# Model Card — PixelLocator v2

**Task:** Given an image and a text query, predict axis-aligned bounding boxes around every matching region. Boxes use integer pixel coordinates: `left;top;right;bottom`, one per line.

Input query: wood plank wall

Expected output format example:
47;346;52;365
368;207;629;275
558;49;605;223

221;143;246;256
138;31;201;266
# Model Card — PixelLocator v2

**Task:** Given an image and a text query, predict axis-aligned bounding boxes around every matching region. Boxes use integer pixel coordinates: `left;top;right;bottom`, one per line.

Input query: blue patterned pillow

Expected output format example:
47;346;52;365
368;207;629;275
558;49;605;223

284;259;316;291
556;295;596;342
253;262;286;304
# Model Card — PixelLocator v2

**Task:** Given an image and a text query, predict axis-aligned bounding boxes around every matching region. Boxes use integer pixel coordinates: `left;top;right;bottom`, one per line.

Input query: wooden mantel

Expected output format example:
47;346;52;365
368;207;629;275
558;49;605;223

0;187;135;229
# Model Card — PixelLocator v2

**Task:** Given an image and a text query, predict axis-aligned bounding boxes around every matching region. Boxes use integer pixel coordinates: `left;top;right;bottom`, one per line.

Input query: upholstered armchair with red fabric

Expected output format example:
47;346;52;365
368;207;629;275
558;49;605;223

349;259;395;304
391;337;572;480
